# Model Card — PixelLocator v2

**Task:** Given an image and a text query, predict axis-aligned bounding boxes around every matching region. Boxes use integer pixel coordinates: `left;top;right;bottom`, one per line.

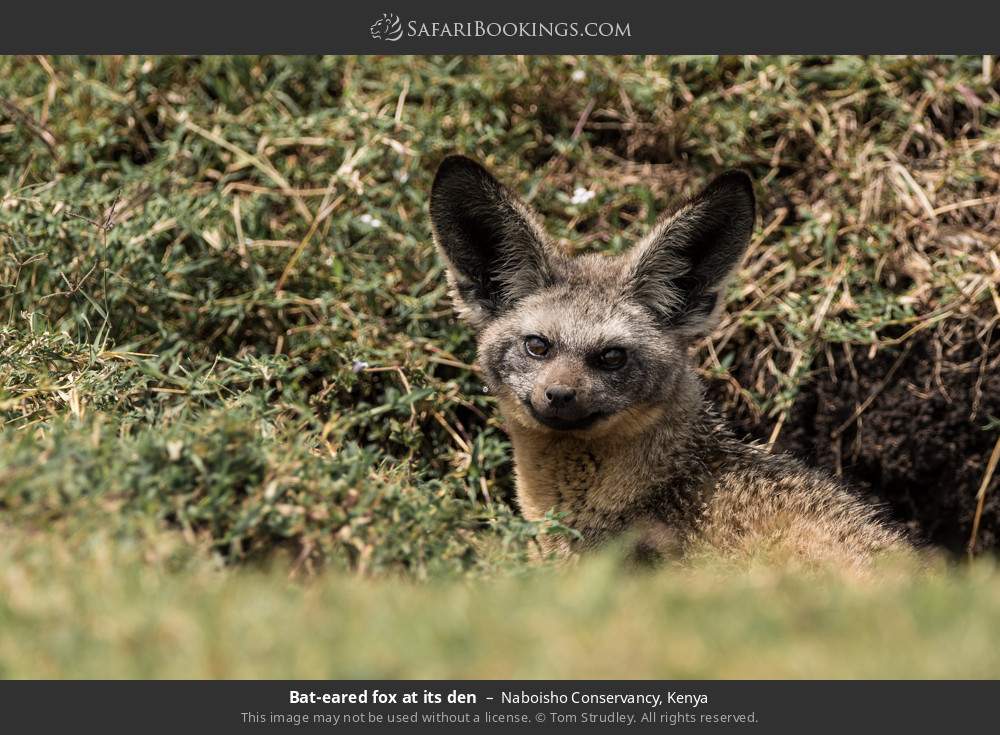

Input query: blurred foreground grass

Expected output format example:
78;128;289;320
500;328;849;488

2;527;1000;679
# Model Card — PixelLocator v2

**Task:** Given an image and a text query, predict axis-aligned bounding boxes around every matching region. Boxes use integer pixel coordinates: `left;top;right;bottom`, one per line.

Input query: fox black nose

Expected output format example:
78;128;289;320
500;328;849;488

544;384;577;407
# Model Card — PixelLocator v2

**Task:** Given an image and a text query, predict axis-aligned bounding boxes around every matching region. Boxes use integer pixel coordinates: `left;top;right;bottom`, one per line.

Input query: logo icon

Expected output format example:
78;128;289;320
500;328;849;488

370;13;403;41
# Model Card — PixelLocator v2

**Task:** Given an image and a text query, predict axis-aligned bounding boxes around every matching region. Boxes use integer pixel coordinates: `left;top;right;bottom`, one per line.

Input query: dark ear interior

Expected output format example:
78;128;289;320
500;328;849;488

630;170;756;338
430;155;551;325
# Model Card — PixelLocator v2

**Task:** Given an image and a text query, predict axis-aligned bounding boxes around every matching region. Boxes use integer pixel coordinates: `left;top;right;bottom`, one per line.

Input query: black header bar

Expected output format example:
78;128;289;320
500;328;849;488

1;1;999;53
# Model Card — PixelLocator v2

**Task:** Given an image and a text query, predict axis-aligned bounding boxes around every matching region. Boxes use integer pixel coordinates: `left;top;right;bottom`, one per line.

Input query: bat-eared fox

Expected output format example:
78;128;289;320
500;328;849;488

430;155;910;571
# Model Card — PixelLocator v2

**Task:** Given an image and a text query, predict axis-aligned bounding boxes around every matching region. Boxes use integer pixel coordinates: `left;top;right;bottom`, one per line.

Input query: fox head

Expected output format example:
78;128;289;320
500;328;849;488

430;155;755;439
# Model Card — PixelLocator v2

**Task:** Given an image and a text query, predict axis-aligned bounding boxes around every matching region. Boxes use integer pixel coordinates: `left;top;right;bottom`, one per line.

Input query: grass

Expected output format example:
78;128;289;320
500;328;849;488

1;55;999;678
4;526;1000;679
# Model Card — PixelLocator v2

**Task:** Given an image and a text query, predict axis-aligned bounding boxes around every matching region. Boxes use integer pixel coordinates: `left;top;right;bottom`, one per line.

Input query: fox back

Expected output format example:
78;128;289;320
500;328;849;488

430;155;908;571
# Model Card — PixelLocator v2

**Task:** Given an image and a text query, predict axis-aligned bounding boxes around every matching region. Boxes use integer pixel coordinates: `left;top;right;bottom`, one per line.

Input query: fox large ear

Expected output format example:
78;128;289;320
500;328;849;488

626;170;755;340
430;155;554;329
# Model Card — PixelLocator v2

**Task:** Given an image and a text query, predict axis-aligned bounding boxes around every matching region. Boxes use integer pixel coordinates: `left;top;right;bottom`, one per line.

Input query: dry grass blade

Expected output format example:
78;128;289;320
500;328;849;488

830;341;916;440
275;182;345;293
0;97;59;159
968;435;1000;557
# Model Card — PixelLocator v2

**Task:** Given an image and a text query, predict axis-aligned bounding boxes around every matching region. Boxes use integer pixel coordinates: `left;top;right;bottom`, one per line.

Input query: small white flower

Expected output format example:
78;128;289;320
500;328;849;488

570;187;596;205
351;360;370;373
394;169;410;184
571;68;586;83
166;440;183;461
358;213;383;228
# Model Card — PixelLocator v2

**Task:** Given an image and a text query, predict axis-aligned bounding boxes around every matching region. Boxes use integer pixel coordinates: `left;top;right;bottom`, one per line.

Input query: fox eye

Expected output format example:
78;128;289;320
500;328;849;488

597;347;627;370
524;335;550;358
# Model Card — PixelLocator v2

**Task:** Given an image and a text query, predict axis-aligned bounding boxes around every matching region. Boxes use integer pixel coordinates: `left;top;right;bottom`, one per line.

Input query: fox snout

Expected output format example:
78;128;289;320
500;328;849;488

544;384;576;407
526;369;603;430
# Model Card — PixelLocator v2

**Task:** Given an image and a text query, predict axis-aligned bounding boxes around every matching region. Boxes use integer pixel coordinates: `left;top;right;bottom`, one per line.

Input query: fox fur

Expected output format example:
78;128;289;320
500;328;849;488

429;155;909;571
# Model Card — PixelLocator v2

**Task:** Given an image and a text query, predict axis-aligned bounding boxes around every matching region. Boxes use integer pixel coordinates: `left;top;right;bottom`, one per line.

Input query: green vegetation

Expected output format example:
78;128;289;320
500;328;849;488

4;527;1000;679
1;56;999;678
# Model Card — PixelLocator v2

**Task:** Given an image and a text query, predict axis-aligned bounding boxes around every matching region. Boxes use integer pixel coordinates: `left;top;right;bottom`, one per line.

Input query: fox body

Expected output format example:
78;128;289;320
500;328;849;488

430;155;907;570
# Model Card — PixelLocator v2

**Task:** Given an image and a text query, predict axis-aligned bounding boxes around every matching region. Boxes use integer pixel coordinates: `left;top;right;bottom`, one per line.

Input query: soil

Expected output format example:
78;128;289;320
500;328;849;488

708;318;1000;556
